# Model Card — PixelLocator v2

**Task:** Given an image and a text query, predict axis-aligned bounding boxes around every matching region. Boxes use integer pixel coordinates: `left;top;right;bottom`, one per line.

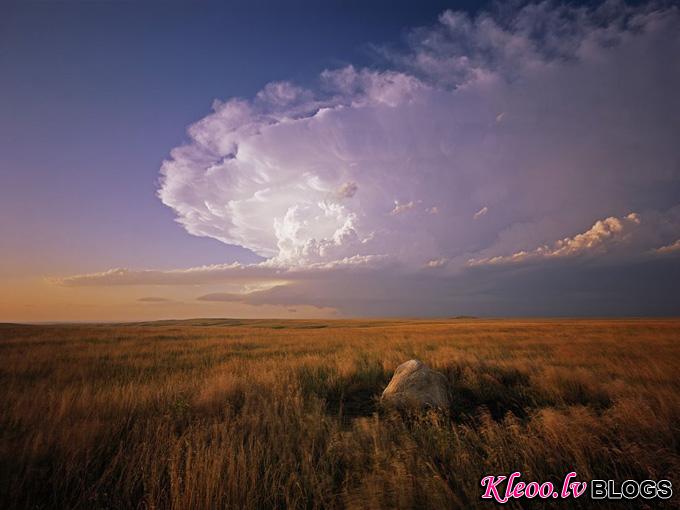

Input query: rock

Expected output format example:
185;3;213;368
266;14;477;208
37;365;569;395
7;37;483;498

381;359;450;410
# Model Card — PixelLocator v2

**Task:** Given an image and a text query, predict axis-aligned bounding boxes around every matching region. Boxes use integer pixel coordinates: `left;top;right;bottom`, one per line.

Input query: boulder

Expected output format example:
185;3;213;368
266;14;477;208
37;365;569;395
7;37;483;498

381;359;450;410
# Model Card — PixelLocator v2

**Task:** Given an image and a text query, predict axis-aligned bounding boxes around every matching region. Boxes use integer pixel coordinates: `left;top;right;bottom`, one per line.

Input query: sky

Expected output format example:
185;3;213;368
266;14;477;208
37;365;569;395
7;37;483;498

1;0;679;321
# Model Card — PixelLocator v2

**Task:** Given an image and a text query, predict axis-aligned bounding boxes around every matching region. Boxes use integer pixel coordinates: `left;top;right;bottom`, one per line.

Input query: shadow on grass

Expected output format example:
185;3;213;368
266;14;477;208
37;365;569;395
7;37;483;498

298;355;391;420
442;363;536;421
441;362;613;423
299;358;614;428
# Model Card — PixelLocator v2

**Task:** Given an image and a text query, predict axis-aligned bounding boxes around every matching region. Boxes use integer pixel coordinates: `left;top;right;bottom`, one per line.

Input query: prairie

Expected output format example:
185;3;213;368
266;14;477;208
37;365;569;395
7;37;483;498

0;318;679;509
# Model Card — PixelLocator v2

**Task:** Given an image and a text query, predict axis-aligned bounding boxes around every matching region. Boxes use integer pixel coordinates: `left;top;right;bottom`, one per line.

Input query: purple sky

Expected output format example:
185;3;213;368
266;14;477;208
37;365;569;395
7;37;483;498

2;1;679;321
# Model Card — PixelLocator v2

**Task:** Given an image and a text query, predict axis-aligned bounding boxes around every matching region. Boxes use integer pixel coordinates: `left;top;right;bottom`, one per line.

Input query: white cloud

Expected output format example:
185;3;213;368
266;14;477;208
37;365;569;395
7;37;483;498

425;258;448;269
473;206;488;220
158;2;680;276
468;213;643;266
390;200;417;216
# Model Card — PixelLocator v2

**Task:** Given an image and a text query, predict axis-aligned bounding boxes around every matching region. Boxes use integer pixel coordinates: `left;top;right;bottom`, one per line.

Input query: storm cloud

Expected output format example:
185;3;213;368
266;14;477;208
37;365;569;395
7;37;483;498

59;1;680;315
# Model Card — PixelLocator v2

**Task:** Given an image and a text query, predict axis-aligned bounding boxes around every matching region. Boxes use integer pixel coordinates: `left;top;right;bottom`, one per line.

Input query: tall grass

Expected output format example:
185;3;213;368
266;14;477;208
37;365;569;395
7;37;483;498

0;319;679;509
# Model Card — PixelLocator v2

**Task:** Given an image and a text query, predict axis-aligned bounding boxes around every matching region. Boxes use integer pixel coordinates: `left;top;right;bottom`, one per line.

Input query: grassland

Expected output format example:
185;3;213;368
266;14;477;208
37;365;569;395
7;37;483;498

1;318;679;509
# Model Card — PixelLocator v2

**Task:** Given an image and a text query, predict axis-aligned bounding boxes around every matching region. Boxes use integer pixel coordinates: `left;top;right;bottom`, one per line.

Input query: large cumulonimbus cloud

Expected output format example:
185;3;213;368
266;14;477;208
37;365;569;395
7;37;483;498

158;1;680;275
58;2;680;316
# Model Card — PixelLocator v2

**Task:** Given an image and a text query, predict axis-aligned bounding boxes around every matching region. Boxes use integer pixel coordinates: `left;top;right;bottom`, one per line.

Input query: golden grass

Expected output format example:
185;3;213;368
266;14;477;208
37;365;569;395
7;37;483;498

1;318;679;509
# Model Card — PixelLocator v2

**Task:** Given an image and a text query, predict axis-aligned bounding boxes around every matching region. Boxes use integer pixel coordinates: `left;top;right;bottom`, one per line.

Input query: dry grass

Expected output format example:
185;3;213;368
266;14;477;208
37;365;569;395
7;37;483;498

1;318;679;509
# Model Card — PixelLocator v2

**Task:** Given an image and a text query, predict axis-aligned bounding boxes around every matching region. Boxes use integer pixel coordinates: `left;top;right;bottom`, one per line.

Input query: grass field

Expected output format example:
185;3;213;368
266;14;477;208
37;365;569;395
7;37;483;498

1;318;679;509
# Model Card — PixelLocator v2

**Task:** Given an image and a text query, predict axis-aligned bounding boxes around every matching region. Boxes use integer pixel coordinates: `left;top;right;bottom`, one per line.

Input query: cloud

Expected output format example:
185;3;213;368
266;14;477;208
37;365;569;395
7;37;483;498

390;200;417;216
196;287;328;309
137;297;172;303
336;181;358;199
53;264;287;287
656;239;680;255
158;1;680;276
52;255;390;287
473;206;488;220
196;293;247;302
469;213;643;266
54;2;680;316
424;258;448;269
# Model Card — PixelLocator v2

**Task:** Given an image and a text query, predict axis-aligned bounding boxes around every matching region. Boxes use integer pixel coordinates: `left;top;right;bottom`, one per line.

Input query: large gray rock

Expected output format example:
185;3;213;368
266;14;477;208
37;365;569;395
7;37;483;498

381;359;450;410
